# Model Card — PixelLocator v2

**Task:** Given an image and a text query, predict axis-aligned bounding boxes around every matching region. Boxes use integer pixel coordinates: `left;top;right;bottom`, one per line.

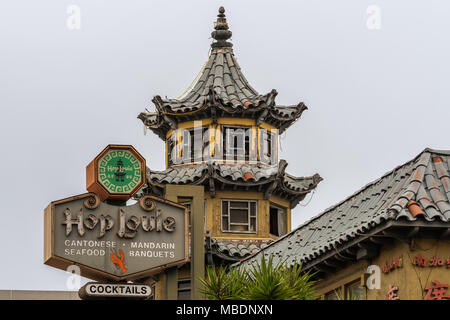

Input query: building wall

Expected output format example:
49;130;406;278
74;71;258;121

205;191;291;240
0;290;80;300
147;264;190;300
315;238;450;300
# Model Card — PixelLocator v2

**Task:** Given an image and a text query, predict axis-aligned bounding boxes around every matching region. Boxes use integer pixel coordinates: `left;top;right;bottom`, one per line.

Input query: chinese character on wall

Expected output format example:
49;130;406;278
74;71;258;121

386;285;399;300
381;256;403;273
424;281;450;300
413;255;450;268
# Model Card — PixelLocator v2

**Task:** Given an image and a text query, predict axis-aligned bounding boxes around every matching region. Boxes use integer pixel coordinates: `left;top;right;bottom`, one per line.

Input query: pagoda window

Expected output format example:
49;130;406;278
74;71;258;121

345;281;365;300
177;278;191;300
181;127;209;164
260;129;277;165
269;205;286;237
221;200;257;233
167;134;176;167
222;126;251;162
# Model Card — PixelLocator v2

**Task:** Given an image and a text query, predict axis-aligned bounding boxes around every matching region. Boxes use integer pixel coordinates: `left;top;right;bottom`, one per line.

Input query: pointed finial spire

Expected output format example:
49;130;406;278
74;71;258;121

211;6;232;48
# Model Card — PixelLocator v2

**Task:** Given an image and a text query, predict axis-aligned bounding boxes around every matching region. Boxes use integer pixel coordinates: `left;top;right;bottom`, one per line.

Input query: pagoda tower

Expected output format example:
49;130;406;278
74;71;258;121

138;7;322;299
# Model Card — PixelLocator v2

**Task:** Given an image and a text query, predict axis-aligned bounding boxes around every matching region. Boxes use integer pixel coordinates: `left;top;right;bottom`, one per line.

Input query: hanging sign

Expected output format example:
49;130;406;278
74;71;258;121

44;193;188;280
78;282;152;299
44;193;188;281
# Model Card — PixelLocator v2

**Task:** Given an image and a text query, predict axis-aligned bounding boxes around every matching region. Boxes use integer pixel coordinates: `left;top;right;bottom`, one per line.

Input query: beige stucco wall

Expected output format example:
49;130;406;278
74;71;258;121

205;190;291;240
316;238;450;300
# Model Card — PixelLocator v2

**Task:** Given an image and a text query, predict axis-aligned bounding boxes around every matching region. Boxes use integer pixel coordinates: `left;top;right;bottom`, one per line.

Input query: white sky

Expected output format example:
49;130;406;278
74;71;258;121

1;0;449;290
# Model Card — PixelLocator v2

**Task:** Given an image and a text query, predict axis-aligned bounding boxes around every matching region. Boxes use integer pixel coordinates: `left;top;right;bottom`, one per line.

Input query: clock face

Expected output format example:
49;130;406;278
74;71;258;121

98;149;142;194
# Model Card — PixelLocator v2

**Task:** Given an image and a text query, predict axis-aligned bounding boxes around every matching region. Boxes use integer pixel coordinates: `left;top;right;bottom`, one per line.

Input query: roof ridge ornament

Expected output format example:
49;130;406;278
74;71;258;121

211;6;233;48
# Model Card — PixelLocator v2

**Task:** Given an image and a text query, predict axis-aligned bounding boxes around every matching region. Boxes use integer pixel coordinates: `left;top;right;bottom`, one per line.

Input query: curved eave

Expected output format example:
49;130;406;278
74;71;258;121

210;238;272;262
152;89;277;117
138;99;308;141
157;91;275;114
144;162;322;208
267;103;308;134
137;112;169;141
138;44;310;139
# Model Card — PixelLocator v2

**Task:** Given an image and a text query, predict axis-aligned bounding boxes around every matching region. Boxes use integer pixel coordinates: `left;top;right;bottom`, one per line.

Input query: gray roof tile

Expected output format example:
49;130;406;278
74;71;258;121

156;48;266;112
238;148;450;269
138;8;309;140
146;161;321;199
211;238;272;261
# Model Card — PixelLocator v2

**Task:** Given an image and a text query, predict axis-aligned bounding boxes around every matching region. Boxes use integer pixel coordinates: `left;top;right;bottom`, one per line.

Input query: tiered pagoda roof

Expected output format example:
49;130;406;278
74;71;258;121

145;160;322;209
138;7;308;140
138;7;322;208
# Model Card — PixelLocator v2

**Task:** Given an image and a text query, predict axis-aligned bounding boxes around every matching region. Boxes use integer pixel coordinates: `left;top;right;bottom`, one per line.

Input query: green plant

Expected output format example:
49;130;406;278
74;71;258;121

281;262;317;300
198;254;317;300
243;255;289;300
198;264;246;300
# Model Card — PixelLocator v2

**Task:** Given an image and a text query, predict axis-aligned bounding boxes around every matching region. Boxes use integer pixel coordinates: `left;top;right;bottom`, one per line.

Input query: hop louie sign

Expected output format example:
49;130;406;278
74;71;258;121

44;145;189;282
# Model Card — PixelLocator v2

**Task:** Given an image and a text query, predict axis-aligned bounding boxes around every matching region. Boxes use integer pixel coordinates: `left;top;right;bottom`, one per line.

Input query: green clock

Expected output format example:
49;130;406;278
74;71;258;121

86;145;146;201
98;150;142;193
